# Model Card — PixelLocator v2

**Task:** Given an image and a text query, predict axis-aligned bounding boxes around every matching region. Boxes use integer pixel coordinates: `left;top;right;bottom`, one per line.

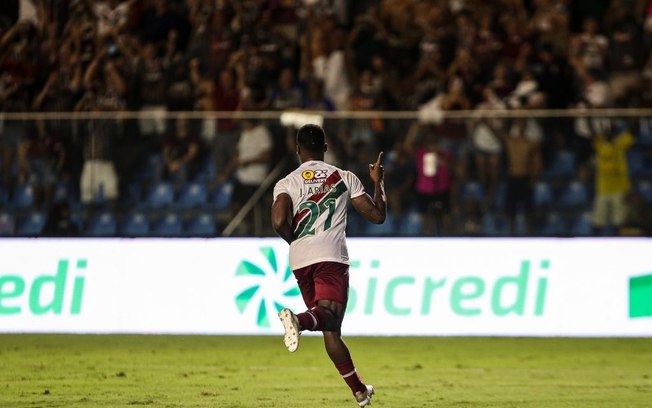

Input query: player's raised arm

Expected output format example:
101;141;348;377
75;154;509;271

352;151;387;224
271;193;295;244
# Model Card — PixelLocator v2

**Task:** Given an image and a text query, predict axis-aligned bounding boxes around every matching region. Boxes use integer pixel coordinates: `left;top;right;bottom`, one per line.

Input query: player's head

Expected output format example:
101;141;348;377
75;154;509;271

296;124;327;161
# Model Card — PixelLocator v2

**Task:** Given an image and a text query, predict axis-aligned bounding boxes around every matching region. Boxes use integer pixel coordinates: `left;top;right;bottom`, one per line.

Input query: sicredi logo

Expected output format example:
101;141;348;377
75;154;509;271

629;273;652;318
0;259;86;315
234;252;550;329
347;259;549;317
234;247;300;328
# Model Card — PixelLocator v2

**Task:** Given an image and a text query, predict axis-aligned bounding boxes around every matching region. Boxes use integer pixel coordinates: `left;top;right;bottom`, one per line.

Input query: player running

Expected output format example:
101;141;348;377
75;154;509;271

272;124;386;406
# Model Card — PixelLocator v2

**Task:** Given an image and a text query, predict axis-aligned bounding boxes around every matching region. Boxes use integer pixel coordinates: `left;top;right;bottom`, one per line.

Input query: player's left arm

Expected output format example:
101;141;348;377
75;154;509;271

271;193;295;244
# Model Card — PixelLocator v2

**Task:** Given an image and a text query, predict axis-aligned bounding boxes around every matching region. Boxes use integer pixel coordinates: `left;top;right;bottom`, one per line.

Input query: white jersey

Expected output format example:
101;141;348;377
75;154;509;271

273;160;366;270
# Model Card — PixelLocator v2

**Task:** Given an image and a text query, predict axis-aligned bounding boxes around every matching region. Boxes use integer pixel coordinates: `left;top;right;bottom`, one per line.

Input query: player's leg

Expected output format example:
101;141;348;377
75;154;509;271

318;299;373;406
313;262;373;405
278;265;315;352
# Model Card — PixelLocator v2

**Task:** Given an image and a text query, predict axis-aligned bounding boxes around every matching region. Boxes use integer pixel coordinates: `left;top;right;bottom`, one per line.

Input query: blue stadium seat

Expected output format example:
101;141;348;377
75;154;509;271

638;118;652;147
533;181;554;209
86;211;117;237
398;210;423;236
212;181;234;211
0;211;16;236
482;212;508;237
153;213;183;237
345;211;367;236
627;150;646;178
52;181;73;204
123;182;143;208
540;212;567;236
194;158;217;182
493;182;507;211
570;211;593;237
17;211;47;236
558;180;590;209
11;183;34;209
70;210;85;233
185;212;216;237
121;212;150;237
175;182;208;210
459;181;485;204
136;154;164;182
145;181;175;209
0;185;8;206
366;211;395;236
543;150;576;180
636;180;652;203
513;213;529;236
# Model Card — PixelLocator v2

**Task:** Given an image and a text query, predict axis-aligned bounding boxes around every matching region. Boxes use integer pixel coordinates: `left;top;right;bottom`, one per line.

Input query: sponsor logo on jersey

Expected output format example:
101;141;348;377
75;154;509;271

302;169;327;184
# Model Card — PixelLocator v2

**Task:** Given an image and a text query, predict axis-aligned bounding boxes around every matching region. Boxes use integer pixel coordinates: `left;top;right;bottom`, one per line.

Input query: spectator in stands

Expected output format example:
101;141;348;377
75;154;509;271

189;59;217;168
404;122;454;236
500;117;543;235
313;28;351;110
32;47;83;112
527;0;569;53
164;30;194;111
302;78;334;111
573;69;611;179
267;66;304;110
486;62;514;100
412;44;447;108
470;87;505;209
138;0;190;47
591;124;635;235
500;18;528;64
135;42;168;152
220;111;273;234
472;14;502;76
93;0;132;38
17;121;65;206
213;67;242;177
75;91;120;208
76;43;126;208
384;140;416;223
0;21;35;188
162;116;202;183
570;16;609;74
446;48;481;101
605;2;643;105
433;76;472;188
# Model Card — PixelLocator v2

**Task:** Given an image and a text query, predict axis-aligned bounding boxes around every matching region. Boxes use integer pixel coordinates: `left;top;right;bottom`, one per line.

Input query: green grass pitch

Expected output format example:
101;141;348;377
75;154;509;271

1;334;651;407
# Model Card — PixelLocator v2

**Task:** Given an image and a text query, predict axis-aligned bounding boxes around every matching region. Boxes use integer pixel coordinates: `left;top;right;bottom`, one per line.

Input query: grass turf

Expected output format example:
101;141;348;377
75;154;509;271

1;335;651;407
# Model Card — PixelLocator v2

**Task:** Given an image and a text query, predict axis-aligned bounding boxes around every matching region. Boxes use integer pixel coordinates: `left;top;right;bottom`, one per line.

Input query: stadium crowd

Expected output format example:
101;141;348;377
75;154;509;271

1;0;652;237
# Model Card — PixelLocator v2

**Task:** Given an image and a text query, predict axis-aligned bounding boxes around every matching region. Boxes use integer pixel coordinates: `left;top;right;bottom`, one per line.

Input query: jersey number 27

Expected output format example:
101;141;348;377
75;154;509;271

295;198;336;239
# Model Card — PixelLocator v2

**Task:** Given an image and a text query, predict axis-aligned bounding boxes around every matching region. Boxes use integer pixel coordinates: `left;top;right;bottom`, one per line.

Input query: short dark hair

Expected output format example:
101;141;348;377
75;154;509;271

296;124;325;154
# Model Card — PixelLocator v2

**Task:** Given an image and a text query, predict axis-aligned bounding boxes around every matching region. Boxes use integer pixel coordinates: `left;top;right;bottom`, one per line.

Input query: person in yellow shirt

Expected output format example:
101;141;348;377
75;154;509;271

591;127;635;234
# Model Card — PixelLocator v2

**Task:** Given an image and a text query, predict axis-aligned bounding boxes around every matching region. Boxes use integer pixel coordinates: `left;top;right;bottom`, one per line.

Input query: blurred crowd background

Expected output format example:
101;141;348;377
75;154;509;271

1;0;652;238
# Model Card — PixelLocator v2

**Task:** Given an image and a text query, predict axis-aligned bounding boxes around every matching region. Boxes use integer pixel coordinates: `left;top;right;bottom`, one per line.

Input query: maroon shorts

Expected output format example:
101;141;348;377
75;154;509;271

293;261;349;308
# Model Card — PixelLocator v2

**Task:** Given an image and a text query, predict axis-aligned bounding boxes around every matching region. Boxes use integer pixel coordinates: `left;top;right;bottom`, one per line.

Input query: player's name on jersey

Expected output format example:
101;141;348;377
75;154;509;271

300;184;338;195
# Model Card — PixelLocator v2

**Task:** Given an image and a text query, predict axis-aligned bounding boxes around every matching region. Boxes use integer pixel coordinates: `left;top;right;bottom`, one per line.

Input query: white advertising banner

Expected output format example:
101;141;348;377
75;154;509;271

0;238;651;336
